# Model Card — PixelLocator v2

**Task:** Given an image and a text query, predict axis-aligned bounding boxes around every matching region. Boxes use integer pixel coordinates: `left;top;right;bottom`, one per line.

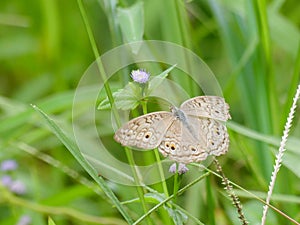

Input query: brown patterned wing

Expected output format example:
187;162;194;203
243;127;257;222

158;119;208;164
188;115;230;156
114;111;174;149
158;116;229;164
180;96;231;121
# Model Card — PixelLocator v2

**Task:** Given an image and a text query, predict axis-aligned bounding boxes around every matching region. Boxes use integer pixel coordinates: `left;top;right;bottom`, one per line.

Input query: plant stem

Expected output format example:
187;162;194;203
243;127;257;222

172;169;179;203
133;172;210;225
77;1;150;224
213;159;248;225
196;164;300;225
261;83;300;225
141;99;169;197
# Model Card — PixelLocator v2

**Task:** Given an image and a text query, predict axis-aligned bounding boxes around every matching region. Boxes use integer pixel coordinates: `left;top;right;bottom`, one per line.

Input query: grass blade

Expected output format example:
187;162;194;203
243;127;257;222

31;104;133;224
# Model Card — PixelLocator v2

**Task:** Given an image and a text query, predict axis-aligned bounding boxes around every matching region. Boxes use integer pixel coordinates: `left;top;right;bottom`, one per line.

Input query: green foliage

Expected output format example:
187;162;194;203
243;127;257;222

98;64;176;110
1;0;300;224
48;217;56;225
117;2;144;43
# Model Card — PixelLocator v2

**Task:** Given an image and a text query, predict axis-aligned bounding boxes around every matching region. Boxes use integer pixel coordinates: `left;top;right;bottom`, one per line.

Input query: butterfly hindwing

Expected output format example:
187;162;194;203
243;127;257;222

114;111;174;149
158;119;208;164
188;115;229;157
158;119;181;157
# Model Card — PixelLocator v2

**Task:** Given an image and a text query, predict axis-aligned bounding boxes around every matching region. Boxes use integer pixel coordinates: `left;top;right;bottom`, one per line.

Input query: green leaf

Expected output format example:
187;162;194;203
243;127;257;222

147;64;177;95
228;121;300;155
144;192;166;203
114;82;141;110
0;34;37;59
98;82;141;110
268;10;300;58
117;2;144;43
144;192;187;225
48;217;56;225
31;105;133;224
97;92;117;110
121;193;166;205
149;189;189;225
98;65;176;110
165;207;188;225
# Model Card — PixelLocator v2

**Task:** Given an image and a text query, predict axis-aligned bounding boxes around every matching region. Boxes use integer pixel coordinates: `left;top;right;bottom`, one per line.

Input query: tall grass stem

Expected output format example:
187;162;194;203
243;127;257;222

261;83;300;225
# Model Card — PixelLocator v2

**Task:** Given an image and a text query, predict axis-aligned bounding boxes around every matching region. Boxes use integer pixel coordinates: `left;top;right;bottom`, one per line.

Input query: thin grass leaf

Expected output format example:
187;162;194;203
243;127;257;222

235;190;300;204
133;172;210;225
144;192;166;203
117;1;144;53
228;122;297;151
31;104;133;224
48;217;56;225
228;121;300;178
165;207;188;225
281;41;300;130
0;34;36;59
209;0;274;180
268;9;300;58
147;64;176;94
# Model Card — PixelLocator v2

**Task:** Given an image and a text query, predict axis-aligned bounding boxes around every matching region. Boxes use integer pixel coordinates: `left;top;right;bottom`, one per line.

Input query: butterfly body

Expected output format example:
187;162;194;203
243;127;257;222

171;106;198;140
114;96;230;164
171;106;186;121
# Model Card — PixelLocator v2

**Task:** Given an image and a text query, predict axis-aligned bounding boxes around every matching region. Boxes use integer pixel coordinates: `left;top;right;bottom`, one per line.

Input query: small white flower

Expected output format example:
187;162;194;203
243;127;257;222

130;69;150;84
178;163;189;174
1;175;13;187
10;180;26;195
16;215;31;225
1;159;18;171
169;163;189;174
169;163;177;173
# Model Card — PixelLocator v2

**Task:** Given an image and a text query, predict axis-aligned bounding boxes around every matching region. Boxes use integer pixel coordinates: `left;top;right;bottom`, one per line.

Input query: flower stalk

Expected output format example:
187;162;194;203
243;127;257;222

214;158;248;225
261;83;300;225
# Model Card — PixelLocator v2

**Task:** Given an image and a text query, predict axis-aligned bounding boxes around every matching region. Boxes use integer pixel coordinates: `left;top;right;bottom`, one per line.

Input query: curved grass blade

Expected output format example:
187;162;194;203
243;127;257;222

31;104;133;224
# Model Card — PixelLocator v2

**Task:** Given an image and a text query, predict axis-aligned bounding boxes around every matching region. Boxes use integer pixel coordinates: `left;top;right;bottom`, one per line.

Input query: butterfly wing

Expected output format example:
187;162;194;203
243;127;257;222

115;96;230;163
188;115;229;156
181;96;230;157
158;119;208;164
180;96;231;121
114;111;174;149
158;114;229;164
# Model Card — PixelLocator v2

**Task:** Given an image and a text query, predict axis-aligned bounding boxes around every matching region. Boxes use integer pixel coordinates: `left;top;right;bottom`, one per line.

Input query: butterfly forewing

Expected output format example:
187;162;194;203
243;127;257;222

180;96;231;121
114;111;174;149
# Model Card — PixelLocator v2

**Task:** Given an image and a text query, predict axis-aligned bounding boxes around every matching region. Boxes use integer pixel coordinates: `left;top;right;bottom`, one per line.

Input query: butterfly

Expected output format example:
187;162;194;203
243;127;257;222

114;96;231;164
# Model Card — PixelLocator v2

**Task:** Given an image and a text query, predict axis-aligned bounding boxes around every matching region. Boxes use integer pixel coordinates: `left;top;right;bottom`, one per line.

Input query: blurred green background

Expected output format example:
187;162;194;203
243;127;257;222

0;0;300;224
